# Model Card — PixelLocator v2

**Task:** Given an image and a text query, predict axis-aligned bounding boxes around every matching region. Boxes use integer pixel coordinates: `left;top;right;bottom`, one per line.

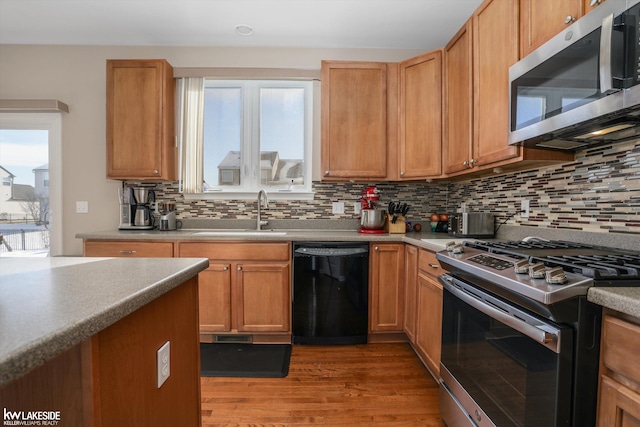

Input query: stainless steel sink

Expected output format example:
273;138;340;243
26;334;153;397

192;230;287;236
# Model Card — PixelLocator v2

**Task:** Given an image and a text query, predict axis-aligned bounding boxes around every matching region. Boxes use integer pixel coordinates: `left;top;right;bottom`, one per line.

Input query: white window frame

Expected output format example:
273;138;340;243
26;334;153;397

183;79;314;201
0;112;63;256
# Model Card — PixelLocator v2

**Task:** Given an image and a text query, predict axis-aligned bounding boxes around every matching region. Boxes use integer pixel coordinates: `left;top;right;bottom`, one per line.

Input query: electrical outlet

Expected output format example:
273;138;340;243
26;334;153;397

157;341;170;388
76;201;89;214
354;202;362;215
521;199;530;218
332;202;345;214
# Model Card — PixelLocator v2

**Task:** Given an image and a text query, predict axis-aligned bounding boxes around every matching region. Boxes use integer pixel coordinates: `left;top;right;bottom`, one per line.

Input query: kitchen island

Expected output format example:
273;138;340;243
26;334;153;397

0;256;209;426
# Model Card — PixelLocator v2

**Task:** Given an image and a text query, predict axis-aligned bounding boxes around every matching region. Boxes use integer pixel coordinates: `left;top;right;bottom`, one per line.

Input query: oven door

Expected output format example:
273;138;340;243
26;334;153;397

439;274;573;427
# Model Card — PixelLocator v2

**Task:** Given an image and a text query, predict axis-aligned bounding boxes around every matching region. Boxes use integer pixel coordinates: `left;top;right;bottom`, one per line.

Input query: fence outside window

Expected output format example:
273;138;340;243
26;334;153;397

0;228;50;254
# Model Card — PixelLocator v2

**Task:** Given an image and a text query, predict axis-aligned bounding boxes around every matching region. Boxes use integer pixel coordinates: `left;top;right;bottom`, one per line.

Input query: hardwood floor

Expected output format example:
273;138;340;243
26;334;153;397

201;343;445;426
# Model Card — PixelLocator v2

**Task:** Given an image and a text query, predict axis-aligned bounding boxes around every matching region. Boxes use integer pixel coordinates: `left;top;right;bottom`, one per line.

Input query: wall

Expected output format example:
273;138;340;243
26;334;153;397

0;44;422;255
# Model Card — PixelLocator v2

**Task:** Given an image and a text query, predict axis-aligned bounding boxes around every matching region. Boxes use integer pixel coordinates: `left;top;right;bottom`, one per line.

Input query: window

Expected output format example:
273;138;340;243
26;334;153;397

185;79;313;199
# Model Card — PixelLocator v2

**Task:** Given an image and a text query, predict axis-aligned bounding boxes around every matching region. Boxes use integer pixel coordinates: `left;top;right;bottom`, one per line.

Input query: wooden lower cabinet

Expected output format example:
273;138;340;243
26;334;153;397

597;313;640;427
415;272;443;378
369;243;405;337
179;242;291;341
83;239;174;257
403;245;419;342
404;246;444;378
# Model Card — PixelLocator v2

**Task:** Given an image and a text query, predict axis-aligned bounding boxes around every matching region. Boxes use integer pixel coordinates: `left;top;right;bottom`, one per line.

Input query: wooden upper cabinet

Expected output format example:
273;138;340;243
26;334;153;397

520;0;583;58
321;61;388;180
443;20;474;175
107;59;176;181
398;50;442;179
584;0;606;15
473;0;521;168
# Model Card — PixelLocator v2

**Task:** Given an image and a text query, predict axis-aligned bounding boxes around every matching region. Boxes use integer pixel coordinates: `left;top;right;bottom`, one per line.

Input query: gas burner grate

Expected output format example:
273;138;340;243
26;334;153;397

534;254;640;280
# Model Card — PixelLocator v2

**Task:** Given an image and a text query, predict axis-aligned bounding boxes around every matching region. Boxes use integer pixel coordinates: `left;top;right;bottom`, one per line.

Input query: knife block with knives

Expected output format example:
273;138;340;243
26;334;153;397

386;201;409;233
385;214;406;234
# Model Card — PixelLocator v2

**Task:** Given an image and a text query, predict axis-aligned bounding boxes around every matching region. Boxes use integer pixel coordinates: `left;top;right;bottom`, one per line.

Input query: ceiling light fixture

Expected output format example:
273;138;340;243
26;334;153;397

235;25;254;36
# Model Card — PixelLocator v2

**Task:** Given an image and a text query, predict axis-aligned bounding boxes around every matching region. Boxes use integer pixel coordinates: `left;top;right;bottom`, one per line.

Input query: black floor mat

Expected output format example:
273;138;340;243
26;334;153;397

200;343;292;378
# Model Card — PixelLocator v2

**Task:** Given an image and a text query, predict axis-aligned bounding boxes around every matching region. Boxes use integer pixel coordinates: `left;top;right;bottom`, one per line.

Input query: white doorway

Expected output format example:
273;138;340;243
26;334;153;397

0;113;62;256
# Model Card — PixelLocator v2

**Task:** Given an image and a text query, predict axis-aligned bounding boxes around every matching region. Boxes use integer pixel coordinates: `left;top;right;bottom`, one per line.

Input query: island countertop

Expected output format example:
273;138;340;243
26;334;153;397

0;256;209;387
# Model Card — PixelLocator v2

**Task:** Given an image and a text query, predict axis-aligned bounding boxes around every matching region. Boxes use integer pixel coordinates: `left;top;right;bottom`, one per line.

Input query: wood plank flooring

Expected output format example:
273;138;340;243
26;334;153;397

201;343;445;426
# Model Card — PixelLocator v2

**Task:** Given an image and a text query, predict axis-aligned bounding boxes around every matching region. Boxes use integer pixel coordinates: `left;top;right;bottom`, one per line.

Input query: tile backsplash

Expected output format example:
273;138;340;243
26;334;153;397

151;138;640;236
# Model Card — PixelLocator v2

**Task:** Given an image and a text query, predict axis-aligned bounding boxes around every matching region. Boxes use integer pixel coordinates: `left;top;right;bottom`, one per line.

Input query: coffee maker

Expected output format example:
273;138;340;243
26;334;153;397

118;187;155;230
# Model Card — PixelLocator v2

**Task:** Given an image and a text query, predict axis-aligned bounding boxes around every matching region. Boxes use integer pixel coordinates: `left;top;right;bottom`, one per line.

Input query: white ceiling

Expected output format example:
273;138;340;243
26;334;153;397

0;0;484;50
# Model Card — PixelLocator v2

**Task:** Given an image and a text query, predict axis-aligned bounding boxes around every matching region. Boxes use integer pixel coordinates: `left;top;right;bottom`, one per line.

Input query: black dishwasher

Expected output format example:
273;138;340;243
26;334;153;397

292;242;369;344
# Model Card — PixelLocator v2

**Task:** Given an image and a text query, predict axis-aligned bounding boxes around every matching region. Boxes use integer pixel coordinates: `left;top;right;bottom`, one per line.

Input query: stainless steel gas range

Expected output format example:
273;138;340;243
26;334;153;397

436;238;640;427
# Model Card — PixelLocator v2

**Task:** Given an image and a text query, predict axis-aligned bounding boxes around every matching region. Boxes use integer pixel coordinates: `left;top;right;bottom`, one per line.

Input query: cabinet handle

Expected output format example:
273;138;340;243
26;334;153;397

324;170;329;176
470;158;476;165
119;250;136;255
589;0;601;6
428;263;439;269
565;15;576;24
237;266;242;271
400;171;405;176
374;246;379;251
153;169;159;175
223;266;228;271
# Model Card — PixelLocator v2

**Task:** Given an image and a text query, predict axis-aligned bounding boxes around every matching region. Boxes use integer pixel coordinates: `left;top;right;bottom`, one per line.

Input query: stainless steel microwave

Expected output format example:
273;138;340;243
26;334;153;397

509;0;640;150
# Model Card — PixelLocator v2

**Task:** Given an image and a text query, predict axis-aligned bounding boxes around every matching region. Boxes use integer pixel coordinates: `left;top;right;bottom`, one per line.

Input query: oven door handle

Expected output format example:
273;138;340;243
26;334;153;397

443;279;562;353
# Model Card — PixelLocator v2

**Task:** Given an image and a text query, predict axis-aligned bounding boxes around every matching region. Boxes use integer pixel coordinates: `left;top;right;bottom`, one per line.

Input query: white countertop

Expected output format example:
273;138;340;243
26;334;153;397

0;256;209;387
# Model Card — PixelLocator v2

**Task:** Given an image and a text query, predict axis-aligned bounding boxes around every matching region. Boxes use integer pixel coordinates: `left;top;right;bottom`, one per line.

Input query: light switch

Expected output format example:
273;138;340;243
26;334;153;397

76;201;89;214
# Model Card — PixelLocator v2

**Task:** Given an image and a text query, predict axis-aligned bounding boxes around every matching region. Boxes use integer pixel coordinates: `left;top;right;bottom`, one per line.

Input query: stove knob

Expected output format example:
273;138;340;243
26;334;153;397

546;267;568;284
528;263;546;279
452;244;464;254
514;259;530;274
446;242;457;252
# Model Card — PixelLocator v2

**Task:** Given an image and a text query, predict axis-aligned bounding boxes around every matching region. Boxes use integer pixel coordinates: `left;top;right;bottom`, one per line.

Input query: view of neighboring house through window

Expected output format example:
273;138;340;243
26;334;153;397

202;80;312;195
0;128;50;256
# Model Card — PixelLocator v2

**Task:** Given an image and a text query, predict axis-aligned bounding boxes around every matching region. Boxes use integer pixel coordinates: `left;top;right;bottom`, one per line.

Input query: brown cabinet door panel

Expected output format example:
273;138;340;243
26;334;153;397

236;263;291;332
415;273;443;378
443;20;474;175
404;245;419;342
321;61;388;179
520;0;583;58
370;243;405;331
198;264;232;332
598;375;640;427
399;51;442;178
473;0;521;168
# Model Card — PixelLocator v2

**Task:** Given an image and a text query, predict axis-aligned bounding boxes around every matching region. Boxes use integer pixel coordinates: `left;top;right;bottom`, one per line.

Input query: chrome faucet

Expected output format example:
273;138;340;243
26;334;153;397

256;189;269;230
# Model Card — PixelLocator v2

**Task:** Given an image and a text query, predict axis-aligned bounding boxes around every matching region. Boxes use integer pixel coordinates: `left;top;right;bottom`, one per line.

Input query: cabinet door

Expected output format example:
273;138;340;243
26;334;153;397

321;61;388;179
473;0;521;168
236;263;291;332
398;51;442;179
520;0;583;58
443;20;474;175
584;0;605;14
598;376;640;427
415;273;443;378
403;245;419;342
370;243;405;332
107;59;176;181
198;263;232;333
83;240;174;257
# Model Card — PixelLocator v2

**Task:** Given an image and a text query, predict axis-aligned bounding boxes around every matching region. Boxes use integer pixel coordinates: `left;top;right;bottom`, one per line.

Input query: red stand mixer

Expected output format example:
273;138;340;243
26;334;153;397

358;186;387;234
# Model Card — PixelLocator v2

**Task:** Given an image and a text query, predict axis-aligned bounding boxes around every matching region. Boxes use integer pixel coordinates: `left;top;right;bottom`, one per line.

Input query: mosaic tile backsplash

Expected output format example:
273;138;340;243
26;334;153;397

149;138;640;236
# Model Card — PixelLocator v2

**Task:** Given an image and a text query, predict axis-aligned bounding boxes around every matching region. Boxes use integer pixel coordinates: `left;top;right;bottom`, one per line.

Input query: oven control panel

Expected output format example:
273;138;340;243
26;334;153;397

468;254;514;271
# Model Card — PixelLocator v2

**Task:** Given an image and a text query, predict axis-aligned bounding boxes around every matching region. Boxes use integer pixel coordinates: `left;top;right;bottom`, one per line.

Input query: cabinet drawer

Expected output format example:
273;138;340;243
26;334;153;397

418;249;444;279
179;242;290;261
602;315;640;384
84;240;174;257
